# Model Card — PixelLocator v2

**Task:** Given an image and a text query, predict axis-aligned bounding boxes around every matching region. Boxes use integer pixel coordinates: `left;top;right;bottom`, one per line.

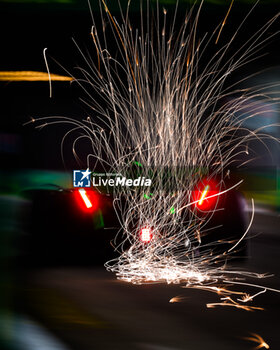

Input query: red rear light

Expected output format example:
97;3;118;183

78;189;93;209
192;178;219;211
74;189;99;212
140;227;152;243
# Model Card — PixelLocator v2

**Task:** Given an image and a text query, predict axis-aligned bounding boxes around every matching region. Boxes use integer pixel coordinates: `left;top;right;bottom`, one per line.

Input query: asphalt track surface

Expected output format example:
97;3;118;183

17;215;280;350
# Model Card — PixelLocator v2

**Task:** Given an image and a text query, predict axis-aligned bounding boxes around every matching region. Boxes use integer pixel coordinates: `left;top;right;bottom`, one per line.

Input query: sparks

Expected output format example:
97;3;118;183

207;297;264;312
244;333;270;349
29;0;280;307
169;296;187;303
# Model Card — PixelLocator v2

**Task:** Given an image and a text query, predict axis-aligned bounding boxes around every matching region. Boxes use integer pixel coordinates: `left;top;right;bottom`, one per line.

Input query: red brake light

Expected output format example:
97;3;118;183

78;189;93;208
75;189;98;212
192;179;219;211
140;227;152;243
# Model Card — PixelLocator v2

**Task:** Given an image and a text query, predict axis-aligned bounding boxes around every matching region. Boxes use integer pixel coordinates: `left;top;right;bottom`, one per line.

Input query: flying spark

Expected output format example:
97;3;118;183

244;333;270;349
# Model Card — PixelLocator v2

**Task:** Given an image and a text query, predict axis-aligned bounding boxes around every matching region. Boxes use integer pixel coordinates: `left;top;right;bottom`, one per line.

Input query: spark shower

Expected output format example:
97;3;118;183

33;0;280;309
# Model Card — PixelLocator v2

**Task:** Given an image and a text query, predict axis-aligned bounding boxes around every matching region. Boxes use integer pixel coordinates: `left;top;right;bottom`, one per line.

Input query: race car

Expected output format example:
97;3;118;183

21;174;249;266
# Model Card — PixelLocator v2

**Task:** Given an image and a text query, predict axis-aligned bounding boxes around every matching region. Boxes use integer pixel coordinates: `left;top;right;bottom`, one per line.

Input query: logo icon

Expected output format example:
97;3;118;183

73;169;91;187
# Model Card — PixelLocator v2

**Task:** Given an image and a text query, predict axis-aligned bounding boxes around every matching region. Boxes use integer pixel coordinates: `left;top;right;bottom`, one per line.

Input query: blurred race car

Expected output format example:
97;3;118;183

21;176;249;266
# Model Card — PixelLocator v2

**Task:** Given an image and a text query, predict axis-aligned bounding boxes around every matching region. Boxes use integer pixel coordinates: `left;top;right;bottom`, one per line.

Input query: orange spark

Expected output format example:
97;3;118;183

169;296;187;303
215;0;234;44
237;289;267;303
207;297;264;312
191;285;245;297
244;333;269;349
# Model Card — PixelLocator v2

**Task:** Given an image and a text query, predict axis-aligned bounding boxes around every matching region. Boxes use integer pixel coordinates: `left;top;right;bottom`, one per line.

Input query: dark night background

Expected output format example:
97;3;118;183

1;0;280;171
0;1;280;350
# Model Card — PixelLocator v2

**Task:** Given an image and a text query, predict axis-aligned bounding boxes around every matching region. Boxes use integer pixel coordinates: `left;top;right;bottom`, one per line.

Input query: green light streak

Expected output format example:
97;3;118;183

170;206;176;214
133;161;143;167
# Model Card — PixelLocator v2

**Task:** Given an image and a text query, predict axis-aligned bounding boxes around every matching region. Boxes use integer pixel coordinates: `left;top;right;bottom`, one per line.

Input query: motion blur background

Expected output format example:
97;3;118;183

0;0;280;349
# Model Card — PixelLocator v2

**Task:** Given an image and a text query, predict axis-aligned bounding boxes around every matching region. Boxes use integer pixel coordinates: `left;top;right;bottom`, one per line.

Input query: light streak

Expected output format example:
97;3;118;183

169;295;187;303
0;71;72;81
195;230;201;244
177;180;244;213
189;285;245;296
215;0;235;44
224;280;280;295
244;333;270;349
198;185;210;206
207;297;264;311
30;1;280;309
237;289;267;303
170;206;176;214
227;198;254;252
78;189;93;209
43;48;52;98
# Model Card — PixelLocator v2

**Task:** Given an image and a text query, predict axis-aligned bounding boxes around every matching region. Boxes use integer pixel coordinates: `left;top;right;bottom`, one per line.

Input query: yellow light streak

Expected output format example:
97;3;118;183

198;185;209;205
0;71;73;82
